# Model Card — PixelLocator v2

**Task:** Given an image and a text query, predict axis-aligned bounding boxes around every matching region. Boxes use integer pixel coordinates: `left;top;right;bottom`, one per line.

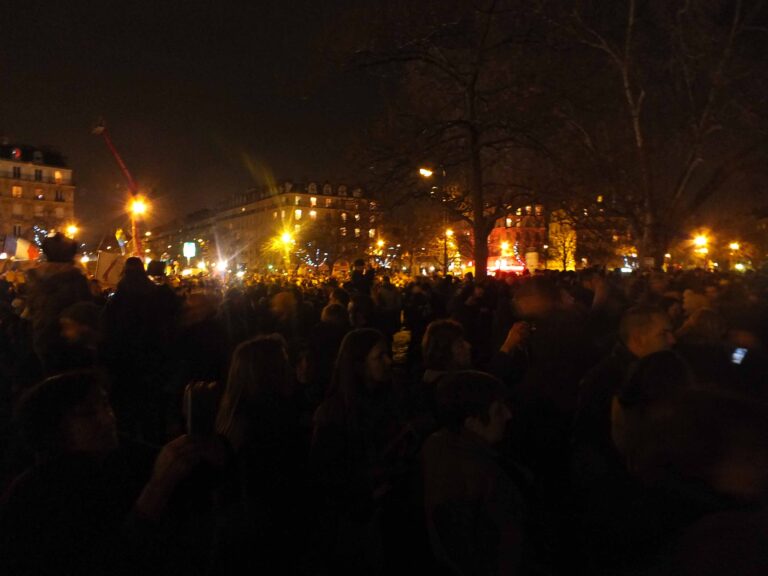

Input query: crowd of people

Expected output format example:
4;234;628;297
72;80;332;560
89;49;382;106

0;232;767;575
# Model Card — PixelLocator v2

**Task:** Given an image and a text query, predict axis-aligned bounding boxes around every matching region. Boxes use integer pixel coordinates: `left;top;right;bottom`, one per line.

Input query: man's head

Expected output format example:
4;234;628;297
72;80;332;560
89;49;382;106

60;302;101;345
620;305;676;358
422;319;471;371
437;370;511;445
15;371;118;457
42;233;78;263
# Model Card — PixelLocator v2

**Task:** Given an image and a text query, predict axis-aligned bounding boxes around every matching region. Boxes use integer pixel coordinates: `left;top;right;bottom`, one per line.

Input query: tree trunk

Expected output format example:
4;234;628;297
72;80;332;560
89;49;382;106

473;221;489;278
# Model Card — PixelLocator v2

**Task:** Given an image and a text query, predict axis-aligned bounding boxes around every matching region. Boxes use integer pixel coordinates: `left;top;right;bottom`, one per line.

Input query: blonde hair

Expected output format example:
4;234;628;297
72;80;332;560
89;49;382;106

216;334;290;449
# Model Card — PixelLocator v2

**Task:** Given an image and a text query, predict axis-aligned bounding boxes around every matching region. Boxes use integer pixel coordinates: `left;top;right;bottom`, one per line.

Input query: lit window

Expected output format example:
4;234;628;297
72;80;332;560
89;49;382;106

310;197;317;207
12;186;22;198
370;215;375;223
325;198;333;208
273;211;278;219
516;208;522;216
281;210;286;219
35;189;44;200
505;217;512;228
368;228;376;238
535;205;543;216
54;170;62;183
341;212;347;222
295;224;301;232
294;195;300;206
370;201;377;210
354;228;361;238
525;205;532;215
354;213;361;221
309;210;317;220
295;209;302;220
340;227;347;237
596;195;604;204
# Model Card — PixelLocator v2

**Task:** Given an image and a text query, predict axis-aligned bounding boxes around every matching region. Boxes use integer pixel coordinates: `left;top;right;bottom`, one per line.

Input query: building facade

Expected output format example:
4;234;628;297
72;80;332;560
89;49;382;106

148;181;381;272
0;142;75;244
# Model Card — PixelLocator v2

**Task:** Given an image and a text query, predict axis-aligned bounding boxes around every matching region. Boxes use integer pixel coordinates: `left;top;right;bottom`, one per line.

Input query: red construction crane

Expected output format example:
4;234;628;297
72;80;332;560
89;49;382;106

93;123;145;255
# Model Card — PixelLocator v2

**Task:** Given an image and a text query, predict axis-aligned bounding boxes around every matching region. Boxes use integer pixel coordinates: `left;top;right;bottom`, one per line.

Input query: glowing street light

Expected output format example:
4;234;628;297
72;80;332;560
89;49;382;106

80;255;90;264
65;224;79;238
130;197;148;216
693;234;708;248
418;167;434;178
445;229;454;238
216;260;228;273
729;242;740;251
127;195;150;256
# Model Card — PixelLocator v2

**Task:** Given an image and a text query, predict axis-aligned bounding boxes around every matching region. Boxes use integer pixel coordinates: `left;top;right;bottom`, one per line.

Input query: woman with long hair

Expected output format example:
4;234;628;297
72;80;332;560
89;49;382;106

311;328;412;573
214;334;307;574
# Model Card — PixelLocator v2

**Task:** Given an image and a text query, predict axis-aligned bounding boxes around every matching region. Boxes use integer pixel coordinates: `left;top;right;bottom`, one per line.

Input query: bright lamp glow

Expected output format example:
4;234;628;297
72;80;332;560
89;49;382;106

129;197;148;216
281;232;293;244
734;263;746;272
66;224;79;238
693;235;708;247
419;168;434;178
80;255;90;264
216;261;228;272
729;242;740;251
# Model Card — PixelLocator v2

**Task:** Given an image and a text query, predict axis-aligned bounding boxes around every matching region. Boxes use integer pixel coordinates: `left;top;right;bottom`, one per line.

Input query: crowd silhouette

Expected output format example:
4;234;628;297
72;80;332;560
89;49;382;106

1;233;767;575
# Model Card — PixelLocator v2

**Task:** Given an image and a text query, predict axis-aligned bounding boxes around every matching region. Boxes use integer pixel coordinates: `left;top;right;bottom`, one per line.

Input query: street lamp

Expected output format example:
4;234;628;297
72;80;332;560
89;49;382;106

65;224;79;238
693;234;708;248
729;242;740;251
128;196;150;256
279;231;294;271
419;167;434;178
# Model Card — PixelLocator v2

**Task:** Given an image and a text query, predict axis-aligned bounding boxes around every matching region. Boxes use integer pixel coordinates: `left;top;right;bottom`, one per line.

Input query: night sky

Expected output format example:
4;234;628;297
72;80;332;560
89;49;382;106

0;0;380;240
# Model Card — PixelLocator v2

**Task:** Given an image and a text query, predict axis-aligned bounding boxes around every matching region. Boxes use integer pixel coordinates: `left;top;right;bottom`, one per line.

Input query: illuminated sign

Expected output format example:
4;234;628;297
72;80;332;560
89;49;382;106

183;242;197;258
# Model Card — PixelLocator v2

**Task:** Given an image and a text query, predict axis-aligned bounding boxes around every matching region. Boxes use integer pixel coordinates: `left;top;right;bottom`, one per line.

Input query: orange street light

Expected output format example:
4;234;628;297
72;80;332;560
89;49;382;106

418;167;434;178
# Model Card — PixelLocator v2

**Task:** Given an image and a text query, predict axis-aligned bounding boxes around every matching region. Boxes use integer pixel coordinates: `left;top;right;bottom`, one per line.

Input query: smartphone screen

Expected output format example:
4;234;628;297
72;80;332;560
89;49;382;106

731;347;748;365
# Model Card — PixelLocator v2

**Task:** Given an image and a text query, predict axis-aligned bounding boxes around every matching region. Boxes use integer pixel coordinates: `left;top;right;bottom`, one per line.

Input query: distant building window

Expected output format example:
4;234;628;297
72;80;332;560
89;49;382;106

295;209;302;220
341;212;347;222
310;197;317;207
340;227;347;237
505;217;513;228
525;205;532;215
34;205;44;217
368;228;376;238
35;188;44;200
12;186;22;198
34;169;43;182
370;215;375;224
12;167;21;179
325;198;333;208
295;224;301;233
13;224;22;237
294;196;301;206
273;211;278;219
55;207;64;218
54;170;62;183
516;207;522;216
354;213;361;221
281;210;286;219
354;228;361;238
338;185;347;196
596;195;604;204
369;201;377;210
55;189;64;201
309;210;317;220
535;205;543;216
12;203;23;215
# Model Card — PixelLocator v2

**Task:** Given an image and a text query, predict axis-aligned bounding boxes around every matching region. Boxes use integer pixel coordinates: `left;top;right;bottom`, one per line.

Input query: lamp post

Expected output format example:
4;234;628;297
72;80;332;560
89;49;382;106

128;196;149;256
444;229;454;273
280;231;294;272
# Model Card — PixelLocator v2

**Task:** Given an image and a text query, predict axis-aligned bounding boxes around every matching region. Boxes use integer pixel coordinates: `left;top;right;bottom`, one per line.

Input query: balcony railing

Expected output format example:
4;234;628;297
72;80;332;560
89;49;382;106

0;173;72;185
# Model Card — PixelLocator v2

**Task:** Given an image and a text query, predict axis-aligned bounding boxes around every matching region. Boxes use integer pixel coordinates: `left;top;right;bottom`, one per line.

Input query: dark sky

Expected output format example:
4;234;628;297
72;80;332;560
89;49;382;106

0;0;379;239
